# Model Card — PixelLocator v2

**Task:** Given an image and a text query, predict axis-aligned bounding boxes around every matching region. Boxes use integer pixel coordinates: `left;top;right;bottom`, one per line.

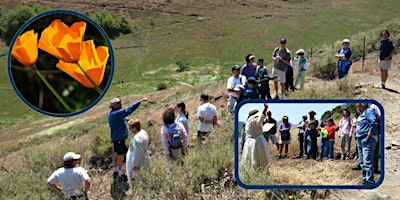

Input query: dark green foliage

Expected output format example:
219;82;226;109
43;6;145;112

156;83;167;90
90;9;132;39
176;60;189;72
0;4;50;45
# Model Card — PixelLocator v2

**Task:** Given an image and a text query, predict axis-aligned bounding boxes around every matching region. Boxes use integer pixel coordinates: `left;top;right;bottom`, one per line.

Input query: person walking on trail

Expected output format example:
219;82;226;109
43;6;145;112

197;93;218;142
175;101;189;137
296;114;308;158
355;103;378;185
108;97;148;177
126;119;151;194
227;65;247;115
241;104;272;169
47;152;91;199
335;39;352;79
272;38;291;99
241;54;257;79
294;49;308;89
161;108;188;161
338;109;352;160
378;30;395;89
255;58;276;99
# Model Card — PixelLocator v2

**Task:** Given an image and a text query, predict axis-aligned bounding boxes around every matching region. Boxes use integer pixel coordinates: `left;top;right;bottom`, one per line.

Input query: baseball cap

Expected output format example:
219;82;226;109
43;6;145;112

296;49;305;54
233;85;244;92
109;97;121;108
231;65;240;71
63;152;81;161
280;38;287;44
257;58;264;63
200;93;209;101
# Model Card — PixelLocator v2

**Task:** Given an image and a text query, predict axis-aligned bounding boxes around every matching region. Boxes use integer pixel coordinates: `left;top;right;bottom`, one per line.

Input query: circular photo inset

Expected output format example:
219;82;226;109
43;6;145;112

8;10;114;117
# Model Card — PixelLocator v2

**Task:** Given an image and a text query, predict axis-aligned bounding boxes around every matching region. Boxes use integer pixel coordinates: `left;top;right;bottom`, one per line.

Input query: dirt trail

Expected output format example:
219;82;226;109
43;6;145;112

330;55;400;200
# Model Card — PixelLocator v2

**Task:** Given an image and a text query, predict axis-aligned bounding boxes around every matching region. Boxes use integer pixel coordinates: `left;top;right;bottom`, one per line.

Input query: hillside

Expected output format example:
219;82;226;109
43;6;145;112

1;0;400;199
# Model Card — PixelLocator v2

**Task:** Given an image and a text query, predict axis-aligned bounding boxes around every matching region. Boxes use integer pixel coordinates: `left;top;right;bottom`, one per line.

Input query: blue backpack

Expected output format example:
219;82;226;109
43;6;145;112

166;123;183;149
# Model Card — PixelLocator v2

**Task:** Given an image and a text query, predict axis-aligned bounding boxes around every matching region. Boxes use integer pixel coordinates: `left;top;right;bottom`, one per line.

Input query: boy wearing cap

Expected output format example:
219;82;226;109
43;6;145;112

227;65;247;115
256;58;276;99
305;121;320;159
108;97;148;177
272;39;291;99
197;93;218;141
294;49;308;89
335;39;352;79
47;152;91;198
241;54;257;79
244;77;259;99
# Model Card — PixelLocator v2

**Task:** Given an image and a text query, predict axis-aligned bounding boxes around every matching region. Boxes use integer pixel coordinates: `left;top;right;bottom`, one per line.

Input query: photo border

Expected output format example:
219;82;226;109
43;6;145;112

234;99;385;190
7;9;115;117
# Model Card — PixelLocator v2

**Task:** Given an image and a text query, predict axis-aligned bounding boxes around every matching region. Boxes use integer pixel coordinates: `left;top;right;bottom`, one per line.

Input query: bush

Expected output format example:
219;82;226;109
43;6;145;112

176;60;189;72
156;83;167;90
309;54;337;80
91;9;132;39
0;4;50;45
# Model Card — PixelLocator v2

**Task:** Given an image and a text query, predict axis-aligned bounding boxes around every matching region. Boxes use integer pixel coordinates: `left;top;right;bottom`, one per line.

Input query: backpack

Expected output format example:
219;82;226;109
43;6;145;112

166;123;183;149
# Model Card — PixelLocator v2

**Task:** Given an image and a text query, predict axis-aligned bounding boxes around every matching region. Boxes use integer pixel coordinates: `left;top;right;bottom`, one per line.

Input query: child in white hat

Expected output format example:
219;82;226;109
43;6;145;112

294;49;308;89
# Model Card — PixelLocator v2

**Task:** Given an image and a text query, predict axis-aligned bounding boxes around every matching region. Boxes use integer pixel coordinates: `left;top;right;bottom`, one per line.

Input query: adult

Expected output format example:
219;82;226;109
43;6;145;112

108;97;148;177
244;77;259;99
278;116;292;159
262;111;279;151
126;119;151;191
241;104;272;169
227;65;247;115
338;109;352;160
241;54;257;79
378;30;395;89
272;38;291;99
369;104;381;173
355;103;378;185
296;114;308;158
255;58;274;99
47;152;91;199
294;49;308;90
175;101;189;136
161;108;188;160
335;39;352;79
197;93;218;142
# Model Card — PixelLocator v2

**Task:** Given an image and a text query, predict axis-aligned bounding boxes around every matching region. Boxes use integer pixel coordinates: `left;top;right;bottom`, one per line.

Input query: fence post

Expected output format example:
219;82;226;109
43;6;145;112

362;36;365;70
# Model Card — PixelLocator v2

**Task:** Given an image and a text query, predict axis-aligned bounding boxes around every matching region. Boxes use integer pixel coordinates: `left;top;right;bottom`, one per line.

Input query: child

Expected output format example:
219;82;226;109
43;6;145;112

305;121;320;159
244;77;259;99
278;116;292;159
255;58;276;99
294;49;308;90
325;118;337;161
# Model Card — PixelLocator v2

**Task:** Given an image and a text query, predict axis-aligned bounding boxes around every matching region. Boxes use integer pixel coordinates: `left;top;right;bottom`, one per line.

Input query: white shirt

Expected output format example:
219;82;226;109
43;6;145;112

197;102;217;132
176;113;189;135
128;129;150;168
227;75;246;98
47;166;90;196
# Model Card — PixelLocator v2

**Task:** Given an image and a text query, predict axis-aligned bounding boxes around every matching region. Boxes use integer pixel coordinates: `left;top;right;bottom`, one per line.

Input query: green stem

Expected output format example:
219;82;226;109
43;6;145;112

33;65;73;112
76;63;103;95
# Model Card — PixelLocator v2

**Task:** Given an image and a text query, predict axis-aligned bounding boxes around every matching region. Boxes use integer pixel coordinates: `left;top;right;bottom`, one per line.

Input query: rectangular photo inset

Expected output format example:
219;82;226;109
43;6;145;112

234;99;384;190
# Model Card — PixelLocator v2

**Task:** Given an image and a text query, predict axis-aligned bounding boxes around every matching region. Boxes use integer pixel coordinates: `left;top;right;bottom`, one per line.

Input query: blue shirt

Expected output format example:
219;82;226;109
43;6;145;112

337;46;352;60
108;101;141;141
356;107;378;138
241;63;257;79
244;86;259;99
380;39;394;60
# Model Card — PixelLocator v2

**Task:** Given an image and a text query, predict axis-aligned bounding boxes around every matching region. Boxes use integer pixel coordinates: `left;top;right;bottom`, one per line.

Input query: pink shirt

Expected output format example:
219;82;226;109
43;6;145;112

161;122;188;155
339;117;352;137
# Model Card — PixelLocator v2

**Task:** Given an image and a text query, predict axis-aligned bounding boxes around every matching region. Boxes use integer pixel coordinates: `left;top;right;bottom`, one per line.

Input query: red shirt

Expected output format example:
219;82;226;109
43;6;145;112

325;125;337;140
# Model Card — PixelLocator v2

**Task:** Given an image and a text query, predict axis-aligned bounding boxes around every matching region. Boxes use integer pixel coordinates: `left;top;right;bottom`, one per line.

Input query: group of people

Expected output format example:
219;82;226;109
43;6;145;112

240;103;381;185
226;39;309;115
45;93;219;198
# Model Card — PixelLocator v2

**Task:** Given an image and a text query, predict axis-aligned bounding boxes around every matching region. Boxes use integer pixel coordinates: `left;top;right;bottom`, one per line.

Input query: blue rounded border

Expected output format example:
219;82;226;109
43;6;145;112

7;9;114;117
234;99;385;190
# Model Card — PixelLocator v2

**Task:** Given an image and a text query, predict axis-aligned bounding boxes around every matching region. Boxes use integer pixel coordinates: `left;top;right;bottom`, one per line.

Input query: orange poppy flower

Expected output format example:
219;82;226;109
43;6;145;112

56;40;109;88
11;30;38;66
38;19;86;63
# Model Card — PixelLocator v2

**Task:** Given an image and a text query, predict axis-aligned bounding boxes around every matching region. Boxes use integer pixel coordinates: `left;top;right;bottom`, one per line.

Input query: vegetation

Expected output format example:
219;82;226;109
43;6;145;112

89;9;132;39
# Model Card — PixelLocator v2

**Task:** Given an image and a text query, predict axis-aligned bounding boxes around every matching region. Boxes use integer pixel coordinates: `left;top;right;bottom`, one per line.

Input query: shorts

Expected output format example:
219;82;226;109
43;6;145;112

197;131;210;141
279;137;292;144
113;140;128;155
379;59;391;70
272;67;286;83
269;134;278;144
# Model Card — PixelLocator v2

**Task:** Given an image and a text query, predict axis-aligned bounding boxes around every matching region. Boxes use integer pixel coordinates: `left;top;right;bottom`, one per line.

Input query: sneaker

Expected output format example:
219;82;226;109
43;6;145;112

352;165;362;170
283;154;288;158
378;83;386;89
274;95;279;99
277;154;282;159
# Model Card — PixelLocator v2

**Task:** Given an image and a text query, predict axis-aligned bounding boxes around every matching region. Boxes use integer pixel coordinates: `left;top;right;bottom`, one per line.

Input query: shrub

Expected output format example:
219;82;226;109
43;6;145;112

176;60;189;72
309;54;337;80
156;83;167;90
0;4;50;45
91;9;132;39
